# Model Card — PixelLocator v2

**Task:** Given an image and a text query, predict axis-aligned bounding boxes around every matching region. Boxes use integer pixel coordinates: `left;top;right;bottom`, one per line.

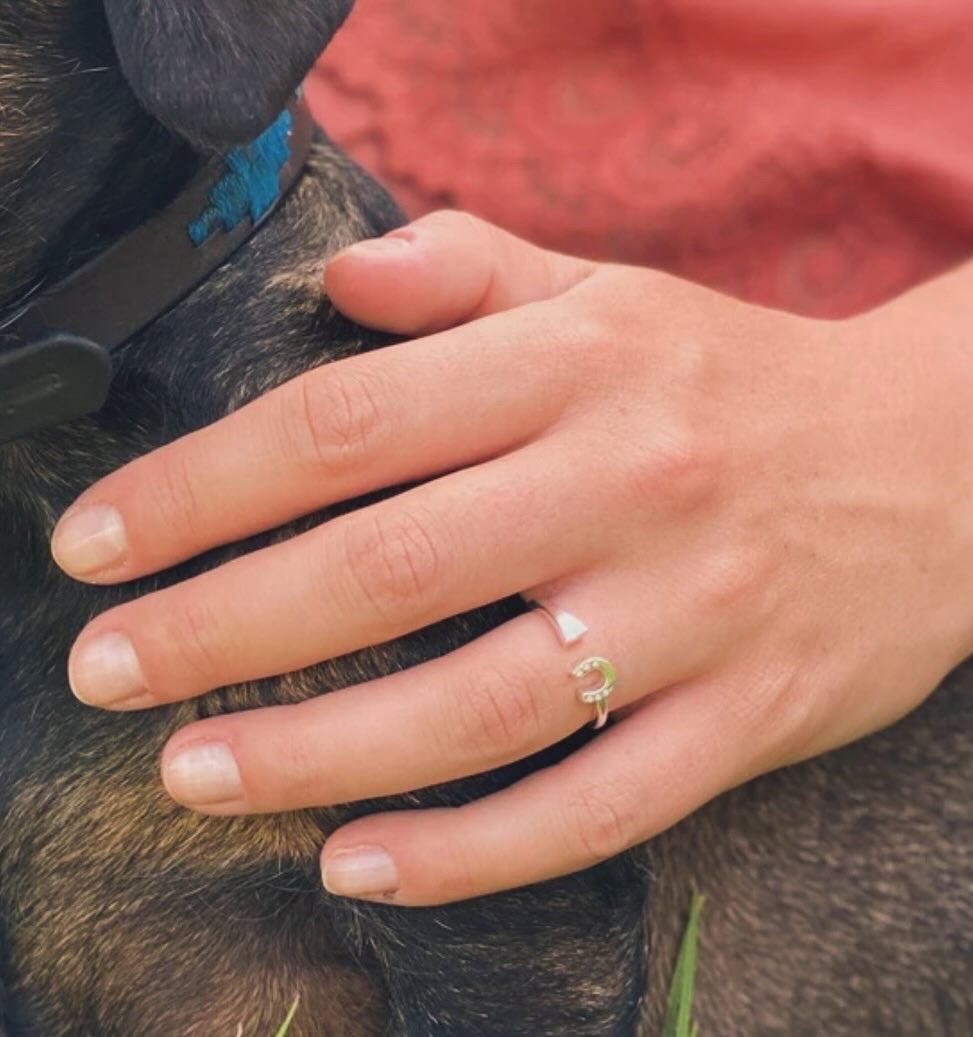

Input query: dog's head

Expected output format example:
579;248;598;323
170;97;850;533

101;0;355;146
1;0;354;141
0;0;355;300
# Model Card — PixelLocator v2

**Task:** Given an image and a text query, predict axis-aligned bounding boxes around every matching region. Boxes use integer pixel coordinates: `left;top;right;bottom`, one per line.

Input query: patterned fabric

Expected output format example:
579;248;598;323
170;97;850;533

307;0;973;317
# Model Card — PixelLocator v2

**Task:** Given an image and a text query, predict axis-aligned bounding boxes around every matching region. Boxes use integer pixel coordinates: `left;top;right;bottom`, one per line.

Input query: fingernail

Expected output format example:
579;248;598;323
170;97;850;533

52;505;127;576
341;234;413;258
323;847;400;899
69;632;147;707
164;743;244;806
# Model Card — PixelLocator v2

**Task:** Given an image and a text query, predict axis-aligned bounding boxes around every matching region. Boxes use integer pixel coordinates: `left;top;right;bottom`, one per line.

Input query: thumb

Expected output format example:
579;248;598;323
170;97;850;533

323;210;596;335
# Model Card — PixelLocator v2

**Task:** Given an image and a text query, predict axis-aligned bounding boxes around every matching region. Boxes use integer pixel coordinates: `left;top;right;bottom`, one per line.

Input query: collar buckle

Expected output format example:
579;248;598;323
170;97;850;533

0;96;314;447
0;334;112;446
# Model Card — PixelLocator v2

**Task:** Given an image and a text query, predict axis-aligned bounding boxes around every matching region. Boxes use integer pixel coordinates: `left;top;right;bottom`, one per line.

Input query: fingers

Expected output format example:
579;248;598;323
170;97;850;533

158;579;717;813
65;443;597;708
51;304;570;584
324;210;597;335
51;211;598;588
318;678;755;905
159;610;611;812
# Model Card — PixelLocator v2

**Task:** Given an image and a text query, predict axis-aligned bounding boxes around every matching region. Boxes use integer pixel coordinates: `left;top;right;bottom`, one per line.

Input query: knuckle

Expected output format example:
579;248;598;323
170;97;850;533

283;366;387;472
725;657;815;752
149;450;206;530
697;546;771;614
548;311;605;365
524;310;610;394
343;509;443;621
452;661;548;762
275;708;332;805
768;662;829;755
725;672;776;730
436;836;485;902
168;595;227;688
565;781;643;863
623;434;720;512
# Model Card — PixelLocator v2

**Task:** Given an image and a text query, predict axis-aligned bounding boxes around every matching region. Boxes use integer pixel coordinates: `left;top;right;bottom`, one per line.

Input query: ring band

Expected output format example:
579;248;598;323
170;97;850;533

525;598;617;729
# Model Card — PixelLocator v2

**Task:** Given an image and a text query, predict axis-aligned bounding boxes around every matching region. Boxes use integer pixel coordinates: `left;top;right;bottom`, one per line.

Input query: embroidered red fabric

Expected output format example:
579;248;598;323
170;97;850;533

308;0;973;317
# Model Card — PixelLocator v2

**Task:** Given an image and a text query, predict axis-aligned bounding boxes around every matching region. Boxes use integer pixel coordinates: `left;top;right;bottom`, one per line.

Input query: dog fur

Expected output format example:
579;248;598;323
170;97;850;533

0;2;969;1035
0;3;646;1034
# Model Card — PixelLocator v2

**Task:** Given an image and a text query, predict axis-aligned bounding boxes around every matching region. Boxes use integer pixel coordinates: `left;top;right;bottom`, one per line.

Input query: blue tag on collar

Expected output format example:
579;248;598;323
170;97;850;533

187;108;294;246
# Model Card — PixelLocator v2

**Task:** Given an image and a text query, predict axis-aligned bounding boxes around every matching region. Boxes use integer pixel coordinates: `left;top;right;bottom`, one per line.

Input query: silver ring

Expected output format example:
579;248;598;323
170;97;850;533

525;599;617;729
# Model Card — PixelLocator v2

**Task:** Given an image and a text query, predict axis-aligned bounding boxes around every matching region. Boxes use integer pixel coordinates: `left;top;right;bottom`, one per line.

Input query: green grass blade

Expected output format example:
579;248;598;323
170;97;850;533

662;892;704;1037
272;996;301;1037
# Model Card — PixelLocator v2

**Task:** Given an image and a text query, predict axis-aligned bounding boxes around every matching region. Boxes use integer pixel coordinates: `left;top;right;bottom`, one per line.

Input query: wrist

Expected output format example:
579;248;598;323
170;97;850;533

845;262;973;662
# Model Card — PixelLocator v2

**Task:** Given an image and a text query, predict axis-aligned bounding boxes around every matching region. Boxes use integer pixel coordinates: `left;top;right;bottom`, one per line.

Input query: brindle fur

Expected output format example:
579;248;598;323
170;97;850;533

0;2;645;1034
0;2;969;1036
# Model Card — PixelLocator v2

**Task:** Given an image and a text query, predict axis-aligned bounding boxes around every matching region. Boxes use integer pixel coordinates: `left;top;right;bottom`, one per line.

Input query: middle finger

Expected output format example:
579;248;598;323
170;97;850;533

67;443;601;709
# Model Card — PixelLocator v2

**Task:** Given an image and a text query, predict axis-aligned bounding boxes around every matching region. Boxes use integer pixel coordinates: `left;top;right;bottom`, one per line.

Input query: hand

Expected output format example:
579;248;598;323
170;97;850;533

51;212;973;906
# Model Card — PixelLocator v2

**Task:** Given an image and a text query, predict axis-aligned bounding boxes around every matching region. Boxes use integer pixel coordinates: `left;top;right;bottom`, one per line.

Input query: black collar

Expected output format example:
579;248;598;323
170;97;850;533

0;97;314;447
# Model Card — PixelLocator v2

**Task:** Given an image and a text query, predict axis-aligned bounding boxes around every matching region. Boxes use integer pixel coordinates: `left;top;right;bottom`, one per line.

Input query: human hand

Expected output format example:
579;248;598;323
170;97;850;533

51;212;973;905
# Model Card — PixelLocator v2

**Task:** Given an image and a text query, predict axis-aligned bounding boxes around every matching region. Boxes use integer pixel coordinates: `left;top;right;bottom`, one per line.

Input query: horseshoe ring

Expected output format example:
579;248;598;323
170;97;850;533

525;600;619;729
570;656;617;730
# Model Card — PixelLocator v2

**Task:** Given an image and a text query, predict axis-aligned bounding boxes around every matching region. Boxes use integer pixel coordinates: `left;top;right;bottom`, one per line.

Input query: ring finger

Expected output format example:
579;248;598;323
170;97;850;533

159;576;720;814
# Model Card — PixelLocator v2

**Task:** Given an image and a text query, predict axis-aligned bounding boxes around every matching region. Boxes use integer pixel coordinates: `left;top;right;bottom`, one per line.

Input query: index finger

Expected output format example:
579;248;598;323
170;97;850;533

50;306;567;584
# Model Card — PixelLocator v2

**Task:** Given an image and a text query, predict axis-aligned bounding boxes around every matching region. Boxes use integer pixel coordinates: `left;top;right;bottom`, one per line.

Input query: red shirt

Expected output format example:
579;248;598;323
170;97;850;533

308;0;973;317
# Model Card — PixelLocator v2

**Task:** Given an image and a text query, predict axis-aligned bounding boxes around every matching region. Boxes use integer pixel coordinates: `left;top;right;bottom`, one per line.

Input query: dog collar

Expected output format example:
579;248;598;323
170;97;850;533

0;96;314;447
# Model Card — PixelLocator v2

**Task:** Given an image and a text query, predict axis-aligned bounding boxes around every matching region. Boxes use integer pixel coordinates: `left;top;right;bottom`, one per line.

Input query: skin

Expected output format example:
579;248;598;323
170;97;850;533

50;210;973;907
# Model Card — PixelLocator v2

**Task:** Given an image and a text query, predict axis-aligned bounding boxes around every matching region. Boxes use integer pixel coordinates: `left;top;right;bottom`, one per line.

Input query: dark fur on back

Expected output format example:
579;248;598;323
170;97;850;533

0;2;970;1036
641;673;972;1036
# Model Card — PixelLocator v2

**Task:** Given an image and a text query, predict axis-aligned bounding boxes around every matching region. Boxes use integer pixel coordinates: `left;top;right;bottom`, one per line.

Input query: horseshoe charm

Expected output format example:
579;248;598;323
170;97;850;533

571;656;617;729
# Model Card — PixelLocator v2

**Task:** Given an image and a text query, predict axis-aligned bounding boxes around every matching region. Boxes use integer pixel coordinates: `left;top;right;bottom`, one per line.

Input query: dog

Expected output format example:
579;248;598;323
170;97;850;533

0;2;969;1035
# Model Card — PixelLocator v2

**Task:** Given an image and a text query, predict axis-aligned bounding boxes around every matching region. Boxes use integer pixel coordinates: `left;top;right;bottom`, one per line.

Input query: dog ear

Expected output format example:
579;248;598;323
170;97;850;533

102;0;355;146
